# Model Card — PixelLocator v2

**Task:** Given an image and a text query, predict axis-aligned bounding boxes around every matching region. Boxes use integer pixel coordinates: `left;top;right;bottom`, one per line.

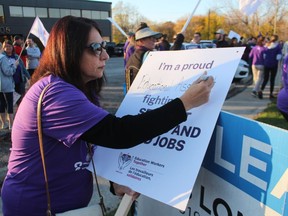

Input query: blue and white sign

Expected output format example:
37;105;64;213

137;111;288;216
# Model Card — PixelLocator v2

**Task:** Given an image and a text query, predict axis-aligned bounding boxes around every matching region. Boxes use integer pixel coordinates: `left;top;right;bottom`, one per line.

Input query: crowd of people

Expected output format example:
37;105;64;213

122;26;288;122
0;36;41;130
0;15;287;215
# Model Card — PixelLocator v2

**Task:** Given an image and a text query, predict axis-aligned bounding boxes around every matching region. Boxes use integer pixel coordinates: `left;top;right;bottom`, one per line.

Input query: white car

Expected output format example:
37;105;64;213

173;41;249;81
199;40;217;48
234;59;249;81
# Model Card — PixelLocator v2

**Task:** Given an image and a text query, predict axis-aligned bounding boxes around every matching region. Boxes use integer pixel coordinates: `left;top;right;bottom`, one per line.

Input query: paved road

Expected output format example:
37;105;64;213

100;57;126;114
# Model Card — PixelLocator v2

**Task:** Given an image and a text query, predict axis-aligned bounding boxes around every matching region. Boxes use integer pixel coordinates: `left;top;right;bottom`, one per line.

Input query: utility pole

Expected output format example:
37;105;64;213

207;9;210;40
273;0;279;34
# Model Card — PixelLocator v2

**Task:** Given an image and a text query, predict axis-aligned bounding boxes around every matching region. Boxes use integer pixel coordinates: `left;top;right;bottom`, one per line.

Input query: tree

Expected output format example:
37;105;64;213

152;22;176;42
110;0;288;43
111;1;146;43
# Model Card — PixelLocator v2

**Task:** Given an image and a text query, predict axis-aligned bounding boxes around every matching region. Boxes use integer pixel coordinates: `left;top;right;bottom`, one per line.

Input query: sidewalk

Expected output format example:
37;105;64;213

222;84;275;119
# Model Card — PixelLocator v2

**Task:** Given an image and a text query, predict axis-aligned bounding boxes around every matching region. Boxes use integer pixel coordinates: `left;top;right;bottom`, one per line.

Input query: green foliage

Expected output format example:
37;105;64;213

254;101;288;130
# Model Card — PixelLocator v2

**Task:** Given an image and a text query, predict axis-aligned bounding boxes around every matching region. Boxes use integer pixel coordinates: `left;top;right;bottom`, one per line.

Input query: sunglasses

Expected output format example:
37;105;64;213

86;41;107;56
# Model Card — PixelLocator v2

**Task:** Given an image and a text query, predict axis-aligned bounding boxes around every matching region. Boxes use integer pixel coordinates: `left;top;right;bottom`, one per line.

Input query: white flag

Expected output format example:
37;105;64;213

239;0;263;16
29;16;49;47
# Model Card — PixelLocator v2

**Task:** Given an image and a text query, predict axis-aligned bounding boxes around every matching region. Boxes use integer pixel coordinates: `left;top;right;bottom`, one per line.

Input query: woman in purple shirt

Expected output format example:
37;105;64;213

277;54;288;121
249;35;266;99
1;16;214;215
261;34;282;99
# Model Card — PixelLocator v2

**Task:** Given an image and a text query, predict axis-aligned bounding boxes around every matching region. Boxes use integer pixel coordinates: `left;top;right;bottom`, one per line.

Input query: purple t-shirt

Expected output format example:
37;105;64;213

249;45;266;65
2;75;109;215
277;55;288;114
263;43;282;67
124;41;135;68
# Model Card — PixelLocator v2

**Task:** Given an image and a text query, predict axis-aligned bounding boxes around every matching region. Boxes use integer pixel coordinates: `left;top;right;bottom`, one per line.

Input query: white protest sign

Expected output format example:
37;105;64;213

228;30;241;42
88;47;245;211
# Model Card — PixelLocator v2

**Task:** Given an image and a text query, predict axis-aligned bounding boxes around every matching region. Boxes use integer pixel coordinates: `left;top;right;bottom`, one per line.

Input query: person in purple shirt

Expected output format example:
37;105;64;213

277;54;288;121
249;35;266;99
123;32;135;68
1;16;214;215
261;34;283;99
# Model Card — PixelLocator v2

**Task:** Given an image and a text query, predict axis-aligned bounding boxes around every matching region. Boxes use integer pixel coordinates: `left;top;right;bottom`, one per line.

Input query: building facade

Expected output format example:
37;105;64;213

0;0;112;47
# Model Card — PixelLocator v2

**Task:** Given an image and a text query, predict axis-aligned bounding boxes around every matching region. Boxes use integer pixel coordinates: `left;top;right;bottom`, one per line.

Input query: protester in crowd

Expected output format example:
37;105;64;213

125;22;186;92
155;34;171;51
278;40;288;88
213;29;229;48
0;41;18;130
123;32;135;68
1;16;214;215
13;35;27;66
230;37;239;47
125;22;162;90
3;40;30;106
190;32;201;45
240;38;251;62
282;40;288;57
189;32;202;49
277;53;288;121
261;34;282;99
244;36;257;74
248;36;257;49
249;35;266;99
238;36;245;46
170;32;185;50
26;37;41;76
125;22;185;91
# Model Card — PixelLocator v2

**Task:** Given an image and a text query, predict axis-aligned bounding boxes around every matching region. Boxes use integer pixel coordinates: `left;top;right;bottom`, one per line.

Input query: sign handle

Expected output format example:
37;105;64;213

180;0;202;33
107;17;128;38
115;194;134;216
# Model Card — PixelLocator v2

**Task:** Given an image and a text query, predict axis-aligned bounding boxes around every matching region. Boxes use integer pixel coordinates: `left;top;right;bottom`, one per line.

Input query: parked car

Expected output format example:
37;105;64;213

106;42;116;56
114;43;125;56
176;41;217;50
199;40;217;48
234;59;249;81
181;42;201;50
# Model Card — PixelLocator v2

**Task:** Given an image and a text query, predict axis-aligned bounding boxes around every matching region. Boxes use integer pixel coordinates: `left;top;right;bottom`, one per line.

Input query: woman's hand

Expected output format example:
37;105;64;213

180;72;214;111
112;182;140;201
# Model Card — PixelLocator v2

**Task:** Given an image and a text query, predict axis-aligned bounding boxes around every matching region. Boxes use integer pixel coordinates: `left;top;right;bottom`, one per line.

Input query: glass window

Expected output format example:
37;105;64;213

60;9;70;17
9;6;23;17
49;8;60;18
100;11;109;19
82;10;91;19
0;5;4;24
91;11;100;20
23;7;36;17
36;7;48;18
71;9;81;17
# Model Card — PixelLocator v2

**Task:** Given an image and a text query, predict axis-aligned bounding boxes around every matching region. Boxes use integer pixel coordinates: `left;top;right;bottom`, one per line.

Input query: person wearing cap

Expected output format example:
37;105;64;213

125;22;162;91
213;29;229;48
